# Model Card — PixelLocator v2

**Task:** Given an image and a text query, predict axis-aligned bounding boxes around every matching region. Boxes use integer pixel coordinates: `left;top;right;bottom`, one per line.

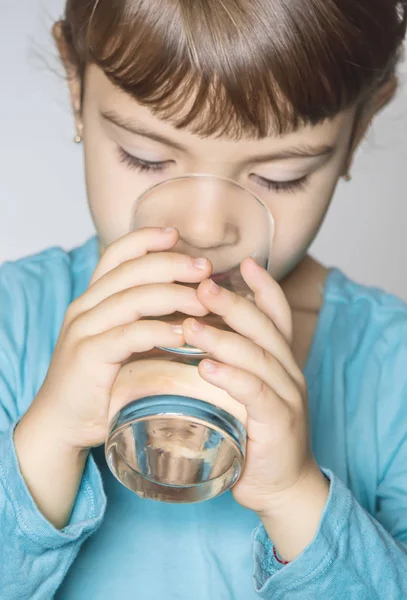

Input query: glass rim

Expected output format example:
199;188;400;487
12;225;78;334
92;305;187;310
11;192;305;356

132;172;274;223
130;173;275;275
108;394;247;450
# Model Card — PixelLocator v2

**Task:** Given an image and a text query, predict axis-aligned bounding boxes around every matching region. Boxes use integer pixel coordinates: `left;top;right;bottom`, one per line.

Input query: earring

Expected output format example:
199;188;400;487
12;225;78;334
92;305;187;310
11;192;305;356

343;173;352;182
74;120;84;144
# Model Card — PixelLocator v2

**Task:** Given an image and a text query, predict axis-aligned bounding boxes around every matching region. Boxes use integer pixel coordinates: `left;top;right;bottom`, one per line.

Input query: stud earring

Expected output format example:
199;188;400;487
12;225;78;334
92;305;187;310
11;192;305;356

343;173;352;182
74;134;82;144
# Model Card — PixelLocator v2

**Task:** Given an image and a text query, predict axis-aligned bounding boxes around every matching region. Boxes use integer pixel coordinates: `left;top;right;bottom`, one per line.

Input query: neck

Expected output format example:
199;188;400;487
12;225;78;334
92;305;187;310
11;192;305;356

280;254;328;313
280;254;329;370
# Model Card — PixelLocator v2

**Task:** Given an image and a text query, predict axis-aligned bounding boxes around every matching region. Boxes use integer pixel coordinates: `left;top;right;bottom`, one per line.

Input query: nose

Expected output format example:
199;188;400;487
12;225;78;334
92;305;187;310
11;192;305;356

133;175;247;255
176;185;239;250
179;203;238;250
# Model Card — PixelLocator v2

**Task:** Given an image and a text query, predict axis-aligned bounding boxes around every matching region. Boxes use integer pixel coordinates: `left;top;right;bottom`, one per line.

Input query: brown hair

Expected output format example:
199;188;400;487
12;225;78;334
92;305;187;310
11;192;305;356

60;0;407;138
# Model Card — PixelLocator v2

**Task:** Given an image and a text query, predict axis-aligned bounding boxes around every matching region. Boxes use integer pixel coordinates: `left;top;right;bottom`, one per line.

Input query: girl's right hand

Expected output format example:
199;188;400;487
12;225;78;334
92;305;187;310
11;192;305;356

32;227;212;450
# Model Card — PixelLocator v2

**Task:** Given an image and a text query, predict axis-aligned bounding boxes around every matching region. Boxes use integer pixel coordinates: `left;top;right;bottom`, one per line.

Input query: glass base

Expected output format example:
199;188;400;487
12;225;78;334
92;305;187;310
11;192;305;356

156;344;208;356
105;395;246;503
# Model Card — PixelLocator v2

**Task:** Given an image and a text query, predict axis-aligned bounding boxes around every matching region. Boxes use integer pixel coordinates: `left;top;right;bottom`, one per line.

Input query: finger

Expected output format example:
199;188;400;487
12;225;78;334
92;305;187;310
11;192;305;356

71;283;210;337
79;252;212;314
84;320;186;365
195;278;302;384
90;227;179;285
241;258;293;345
183;319;302;403
198;359;288;426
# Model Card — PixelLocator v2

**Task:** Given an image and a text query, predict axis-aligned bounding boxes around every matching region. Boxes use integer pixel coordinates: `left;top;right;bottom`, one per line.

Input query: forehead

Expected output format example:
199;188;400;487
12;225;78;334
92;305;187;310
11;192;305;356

85;65;356;156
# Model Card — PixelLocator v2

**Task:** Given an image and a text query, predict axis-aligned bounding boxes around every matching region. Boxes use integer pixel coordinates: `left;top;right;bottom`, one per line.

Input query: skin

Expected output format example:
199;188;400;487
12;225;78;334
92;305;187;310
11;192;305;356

83;66;351;278
14;22;397;566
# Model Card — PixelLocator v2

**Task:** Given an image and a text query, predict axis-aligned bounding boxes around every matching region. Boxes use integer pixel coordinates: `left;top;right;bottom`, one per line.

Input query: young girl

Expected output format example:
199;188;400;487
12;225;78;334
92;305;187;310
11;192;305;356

1;1;406;598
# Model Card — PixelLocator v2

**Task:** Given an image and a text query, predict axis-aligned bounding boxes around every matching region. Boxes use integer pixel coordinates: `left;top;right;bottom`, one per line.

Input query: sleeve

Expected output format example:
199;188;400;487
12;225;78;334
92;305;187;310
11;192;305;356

0;262;107;600
251;318;407;600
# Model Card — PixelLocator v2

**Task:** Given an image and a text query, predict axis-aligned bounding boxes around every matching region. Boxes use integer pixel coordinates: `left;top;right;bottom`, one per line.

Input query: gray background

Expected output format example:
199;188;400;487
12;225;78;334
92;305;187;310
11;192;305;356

1;0;406;298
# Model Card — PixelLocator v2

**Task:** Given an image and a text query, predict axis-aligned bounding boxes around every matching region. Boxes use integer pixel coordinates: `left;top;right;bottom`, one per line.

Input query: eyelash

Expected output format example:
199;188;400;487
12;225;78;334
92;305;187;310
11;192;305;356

253;174;309;193
117;147;309;194
118;148;169;173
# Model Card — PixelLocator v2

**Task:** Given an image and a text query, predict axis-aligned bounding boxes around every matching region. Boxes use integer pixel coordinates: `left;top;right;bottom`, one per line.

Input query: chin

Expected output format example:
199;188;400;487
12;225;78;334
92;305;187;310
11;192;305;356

272;251;308;282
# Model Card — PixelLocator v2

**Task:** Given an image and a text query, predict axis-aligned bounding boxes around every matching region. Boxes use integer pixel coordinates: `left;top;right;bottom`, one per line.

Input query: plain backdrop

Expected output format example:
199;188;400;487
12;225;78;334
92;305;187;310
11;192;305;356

1;0;406;298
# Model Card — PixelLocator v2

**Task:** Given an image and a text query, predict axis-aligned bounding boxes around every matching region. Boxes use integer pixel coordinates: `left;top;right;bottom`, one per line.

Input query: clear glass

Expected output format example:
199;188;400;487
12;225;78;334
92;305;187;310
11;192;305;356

105;175;274;503
106;396;247;503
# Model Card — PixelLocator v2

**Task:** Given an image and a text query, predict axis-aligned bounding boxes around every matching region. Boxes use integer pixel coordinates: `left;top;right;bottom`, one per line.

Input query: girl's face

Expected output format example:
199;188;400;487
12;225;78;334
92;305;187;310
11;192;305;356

80;65;355;280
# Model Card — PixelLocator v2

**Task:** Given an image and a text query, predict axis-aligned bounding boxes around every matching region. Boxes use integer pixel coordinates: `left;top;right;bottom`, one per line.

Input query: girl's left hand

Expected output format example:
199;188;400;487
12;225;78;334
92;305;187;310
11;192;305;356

182;257;326;518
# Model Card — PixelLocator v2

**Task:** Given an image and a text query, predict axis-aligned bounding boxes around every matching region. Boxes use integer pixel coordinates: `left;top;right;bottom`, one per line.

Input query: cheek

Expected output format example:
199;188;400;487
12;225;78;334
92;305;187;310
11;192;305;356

82;126;153;247
267;180;336;280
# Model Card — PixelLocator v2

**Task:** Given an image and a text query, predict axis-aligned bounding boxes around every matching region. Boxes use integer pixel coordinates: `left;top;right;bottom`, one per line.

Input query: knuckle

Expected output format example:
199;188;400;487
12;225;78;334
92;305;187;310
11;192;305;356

293;371;307;397
277;400;298;432
168;251;180;264
94;236;129;274
116;324;129;341
104;236;121;256
166;252;187;275
65;298;82;324
291;386;305;408
121;288;142;319
74;333;93;357
258;344;271;369
64;316;84;345
94;243;115;271
175;284;194;303
113;257;132;278
254;378;269;405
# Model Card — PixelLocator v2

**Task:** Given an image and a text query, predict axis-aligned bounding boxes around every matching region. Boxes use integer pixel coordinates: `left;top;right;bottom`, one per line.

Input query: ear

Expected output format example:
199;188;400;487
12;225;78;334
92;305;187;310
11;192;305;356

343;75;398;176
53;21;83;137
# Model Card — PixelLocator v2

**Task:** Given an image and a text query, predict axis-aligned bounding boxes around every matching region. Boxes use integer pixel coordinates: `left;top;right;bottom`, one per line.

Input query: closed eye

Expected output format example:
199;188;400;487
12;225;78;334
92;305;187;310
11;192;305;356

118;147;310;194
252;173;310;193
118;147;171;172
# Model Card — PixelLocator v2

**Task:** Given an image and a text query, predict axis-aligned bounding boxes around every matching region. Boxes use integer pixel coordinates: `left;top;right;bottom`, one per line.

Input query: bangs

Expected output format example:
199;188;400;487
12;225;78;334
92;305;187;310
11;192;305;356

63;0;406;139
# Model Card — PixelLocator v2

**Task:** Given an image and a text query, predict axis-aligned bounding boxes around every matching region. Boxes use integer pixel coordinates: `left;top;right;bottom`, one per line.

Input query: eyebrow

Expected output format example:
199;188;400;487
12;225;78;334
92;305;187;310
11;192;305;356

101;110;335;163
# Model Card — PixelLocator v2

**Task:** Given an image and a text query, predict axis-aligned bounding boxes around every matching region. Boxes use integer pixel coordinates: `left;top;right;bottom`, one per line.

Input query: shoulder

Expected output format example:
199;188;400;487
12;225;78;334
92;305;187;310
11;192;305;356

0;237;98;295
323;268;407;361
0;236;99;341
0;237;99;316
0;238;99;412
323;269;407;438
315;270;407;488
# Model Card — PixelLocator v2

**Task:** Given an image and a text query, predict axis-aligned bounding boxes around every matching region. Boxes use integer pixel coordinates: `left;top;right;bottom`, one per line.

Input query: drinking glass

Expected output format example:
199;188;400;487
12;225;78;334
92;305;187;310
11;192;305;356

105;175;274;503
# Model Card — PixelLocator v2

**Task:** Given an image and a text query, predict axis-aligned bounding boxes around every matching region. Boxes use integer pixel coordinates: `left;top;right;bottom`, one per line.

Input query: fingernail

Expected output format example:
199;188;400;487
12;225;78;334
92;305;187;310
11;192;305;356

190;319;205;332
162;227;175;233
202;360;217;373
171;325;184;334
192;257;208;270
208;279;220;295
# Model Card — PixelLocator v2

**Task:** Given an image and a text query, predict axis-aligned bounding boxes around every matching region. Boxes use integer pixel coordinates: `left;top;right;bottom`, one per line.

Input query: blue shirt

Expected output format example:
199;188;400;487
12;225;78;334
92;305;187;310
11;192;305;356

0;238;406;599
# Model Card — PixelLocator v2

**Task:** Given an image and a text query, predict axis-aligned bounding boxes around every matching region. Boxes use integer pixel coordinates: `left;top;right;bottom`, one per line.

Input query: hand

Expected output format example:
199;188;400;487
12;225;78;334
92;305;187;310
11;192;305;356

31;227;212;450
182;257;329;560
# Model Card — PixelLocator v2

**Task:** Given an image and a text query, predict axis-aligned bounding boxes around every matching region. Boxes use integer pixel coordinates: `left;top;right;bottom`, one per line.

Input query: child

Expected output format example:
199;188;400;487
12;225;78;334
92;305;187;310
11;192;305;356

1;0;406;598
